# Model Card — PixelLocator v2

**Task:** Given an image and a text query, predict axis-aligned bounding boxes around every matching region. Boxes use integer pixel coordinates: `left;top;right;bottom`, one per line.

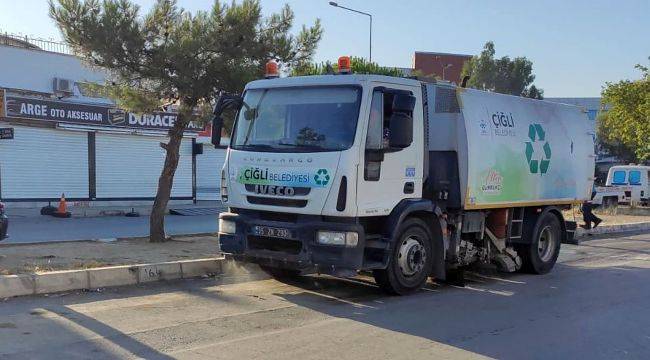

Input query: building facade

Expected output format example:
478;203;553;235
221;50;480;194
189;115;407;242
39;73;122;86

0;37;227;206
413;51;473;83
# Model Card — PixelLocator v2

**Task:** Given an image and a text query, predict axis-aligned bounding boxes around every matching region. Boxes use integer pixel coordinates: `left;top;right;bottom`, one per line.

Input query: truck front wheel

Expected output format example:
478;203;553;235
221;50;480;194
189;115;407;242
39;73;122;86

373;218;433;295
517;212;562;274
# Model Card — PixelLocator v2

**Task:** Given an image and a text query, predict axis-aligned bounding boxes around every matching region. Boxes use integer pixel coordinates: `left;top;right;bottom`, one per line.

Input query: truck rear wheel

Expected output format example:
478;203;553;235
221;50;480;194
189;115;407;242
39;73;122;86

518;212;562;274
373;218;433;295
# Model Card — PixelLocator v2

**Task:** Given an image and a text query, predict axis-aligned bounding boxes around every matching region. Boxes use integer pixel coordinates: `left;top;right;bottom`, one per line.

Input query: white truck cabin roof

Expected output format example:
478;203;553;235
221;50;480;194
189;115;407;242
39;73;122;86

245;74;423;90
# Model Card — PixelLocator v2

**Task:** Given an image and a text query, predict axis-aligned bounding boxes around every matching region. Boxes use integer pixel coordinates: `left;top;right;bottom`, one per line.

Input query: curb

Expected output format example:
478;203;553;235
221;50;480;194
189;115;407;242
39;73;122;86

0;257;225;299
573;222;650;242
2;223;648;299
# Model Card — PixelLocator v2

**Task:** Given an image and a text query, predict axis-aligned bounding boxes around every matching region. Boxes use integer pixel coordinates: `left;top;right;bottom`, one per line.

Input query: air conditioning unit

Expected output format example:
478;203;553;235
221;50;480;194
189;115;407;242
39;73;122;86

53;77;73;94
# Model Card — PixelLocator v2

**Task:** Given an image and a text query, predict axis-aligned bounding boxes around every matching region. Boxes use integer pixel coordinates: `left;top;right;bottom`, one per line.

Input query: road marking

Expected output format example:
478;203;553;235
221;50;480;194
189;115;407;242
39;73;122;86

168;317;347;355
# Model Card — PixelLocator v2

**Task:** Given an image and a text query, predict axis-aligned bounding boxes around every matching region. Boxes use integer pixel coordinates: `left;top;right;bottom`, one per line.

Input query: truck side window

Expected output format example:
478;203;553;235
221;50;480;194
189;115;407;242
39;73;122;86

366;90;397;150
629;170;641;185
366;90;383;150
612;170;626;185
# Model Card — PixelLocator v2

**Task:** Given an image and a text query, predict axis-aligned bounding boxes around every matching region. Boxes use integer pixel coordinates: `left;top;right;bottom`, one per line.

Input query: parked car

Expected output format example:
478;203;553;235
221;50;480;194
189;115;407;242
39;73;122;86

0;202;8;241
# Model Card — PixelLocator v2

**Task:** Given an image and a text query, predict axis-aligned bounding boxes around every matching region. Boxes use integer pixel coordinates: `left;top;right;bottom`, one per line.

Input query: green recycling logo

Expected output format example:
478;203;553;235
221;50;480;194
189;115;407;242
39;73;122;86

525;124;552;174
314;169;330;186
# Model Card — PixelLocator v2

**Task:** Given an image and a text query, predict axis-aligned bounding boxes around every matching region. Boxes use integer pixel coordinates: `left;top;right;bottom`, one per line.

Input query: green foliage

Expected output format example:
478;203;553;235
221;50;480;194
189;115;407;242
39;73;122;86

598;60;650;162
292;56;403;77
49;0;323;241
50;0;323;129
461;41;544;99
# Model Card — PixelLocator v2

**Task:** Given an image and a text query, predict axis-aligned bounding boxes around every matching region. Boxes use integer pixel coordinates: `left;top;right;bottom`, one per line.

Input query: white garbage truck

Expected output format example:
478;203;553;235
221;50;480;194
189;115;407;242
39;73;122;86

212;58;595;294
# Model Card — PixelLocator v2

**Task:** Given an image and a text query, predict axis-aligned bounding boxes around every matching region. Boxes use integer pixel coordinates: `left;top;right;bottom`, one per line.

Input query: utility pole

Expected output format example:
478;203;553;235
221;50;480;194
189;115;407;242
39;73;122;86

329;2;372;62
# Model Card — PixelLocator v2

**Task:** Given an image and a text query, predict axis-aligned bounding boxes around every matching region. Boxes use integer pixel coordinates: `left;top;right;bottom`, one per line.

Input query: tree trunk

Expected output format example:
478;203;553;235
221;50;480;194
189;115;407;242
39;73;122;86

149;112;189;243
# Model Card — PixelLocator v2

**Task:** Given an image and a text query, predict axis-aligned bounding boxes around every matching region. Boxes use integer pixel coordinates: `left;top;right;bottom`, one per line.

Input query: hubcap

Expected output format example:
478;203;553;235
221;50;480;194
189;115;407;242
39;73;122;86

397;237;426;277
537;226;556;262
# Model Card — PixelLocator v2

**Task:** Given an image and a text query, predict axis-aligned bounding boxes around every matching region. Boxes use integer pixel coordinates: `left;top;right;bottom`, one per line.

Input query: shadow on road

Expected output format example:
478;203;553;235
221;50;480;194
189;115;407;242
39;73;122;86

2;235;649;359
272;263;650;359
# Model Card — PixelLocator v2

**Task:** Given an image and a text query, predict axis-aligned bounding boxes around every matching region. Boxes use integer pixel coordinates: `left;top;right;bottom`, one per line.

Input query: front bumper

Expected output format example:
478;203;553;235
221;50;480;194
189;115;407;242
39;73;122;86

218;210;365;276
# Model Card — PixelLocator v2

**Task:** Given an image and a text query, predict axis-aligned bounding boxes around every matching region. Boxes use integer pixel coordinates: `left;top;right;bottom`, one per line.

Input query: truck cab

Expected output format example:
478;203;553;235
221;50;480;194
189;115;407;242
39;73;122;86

218;73;426;276
214;59;594;294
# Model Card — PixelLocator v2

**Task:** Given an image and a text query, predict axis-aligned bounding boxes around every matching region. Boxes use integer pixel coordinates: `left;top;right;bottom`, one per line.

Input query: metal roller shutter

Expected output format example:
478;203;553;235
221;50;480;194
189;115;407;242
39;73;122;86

95;133;192;199
196;146;227;200
0;125;89;200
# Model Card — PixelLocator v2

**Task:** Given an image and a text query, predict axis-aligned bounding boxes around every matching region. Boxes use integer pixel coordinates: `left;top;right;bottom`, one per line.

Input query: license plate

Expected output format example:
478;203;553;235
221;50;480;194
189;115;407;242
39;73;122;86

252;225;292;239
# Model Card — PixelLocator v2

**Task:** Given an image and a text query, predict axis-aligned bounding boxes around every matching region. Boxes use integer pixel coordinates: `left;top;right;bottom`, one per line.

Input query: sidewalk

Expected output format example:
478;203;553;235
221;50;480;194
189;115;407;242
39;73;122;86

0;234;230;298
1;214;649;299
0;234;219;275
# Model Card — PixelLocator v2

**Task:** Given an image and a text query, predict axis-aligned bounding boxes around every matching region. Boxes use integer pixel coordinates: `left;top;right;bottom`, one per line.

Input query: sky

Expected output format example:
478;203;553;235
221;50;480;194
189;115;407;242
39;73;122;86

1;0;648;97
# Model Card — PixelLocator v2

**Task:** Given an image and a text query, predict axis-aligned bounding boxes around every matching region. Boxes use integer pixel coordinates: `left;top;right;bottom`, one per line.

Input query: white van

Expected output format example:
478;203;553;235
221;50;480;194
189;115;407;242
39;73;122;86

593;165;650;206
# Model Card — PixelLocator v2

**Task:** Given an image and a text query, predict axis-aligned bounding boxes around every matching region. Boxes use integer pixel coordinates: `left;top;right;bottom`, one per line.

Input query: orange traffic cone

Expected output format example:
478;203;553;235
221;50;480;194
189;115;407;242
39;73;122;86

53;193;71;218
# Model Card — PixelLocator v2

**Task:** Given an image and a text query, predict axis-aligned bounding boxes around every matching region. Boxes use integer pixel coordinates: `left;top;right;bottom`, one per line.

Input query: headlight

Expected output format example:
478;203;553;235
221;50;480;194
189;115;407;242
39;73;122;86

219;219;236;234
317;231;358;247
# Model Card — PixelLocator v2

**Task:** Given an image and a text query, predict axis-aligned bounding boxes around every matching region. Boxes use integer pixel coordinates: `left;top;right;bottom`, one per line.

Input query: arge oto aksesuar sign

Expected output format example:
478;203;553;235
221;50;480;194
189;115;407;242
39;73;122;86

3;95;203;132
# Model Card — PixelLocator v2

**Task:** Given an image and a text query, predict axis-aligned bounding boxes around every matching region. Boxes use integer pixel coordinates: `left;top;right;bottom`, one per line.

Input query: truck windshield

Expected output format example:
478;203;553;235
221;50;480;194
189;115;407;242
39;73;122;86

231;86;361;152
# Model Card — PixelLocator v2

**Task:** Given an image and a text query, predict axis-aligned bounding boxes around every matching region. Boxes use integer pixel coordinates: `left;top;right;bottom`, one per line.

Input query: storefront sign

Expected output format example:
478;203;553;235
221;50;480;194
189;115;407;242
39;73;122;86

0;127;14;139
3;95;203;132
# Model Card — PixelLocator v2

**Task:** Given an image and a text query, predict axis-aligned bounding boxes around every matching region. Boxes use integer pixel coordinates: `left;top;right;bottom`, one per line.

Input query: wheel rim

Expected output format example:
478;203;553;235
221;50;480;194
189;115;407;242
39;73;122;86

397;236;427;277
537;225;556;262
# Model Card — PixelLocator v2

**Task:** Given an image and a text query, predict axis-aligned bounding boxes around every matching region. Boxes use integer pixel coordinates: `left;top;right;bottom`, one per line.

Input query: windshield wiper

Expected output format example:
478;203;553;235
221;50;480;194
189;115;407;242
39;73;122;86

234;144;276;151
278;142;325;150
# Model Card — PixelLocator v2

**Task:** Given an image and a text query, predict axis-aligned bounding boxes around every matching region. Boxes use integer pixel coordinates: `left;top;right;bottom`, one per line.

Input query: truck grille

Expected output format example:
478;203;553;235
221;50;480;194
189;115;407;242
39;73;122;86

435;87;460;113
244;184;311;196
247;196;308;208
248;235;302;254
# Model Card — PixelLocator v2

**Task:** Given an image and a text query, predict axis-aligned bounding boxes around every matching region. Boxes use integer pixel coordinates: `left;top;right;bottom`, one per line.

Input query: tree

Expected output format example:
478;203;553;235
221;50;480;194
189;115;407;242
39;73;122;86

293;56;404;77
461;41;544;99
598;60;650;163
50;0;322;242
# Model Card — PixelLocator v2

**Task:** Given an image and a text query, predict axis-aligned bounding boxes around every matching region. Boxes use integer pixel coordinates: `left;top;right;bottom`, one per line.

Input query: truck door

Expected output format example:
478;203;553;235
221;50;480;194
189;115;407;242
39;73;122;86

356;85;424;216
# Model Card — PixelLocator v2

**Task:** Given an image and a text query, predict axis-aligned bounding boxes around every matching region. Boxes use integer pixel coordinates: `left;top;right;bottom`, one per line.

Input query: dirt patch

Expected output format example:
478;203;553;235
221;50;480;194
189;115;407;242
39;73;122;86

563;207;650;226
0;234;219;275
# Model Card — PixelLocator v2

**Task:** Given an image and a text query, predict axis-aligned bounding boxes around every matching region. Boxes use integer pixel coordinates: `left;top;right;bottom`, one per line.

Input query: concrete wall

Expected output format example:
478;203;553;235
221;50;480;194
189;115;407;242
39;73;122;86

0;44;108;94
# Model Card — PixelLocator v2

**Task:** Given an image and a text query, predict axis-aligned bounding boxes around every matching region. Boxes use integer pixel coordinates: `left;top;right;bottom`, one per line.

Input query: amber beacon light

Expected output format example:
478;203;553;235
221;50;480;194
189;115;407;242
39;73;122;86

338;56;352;74
265;60;279;79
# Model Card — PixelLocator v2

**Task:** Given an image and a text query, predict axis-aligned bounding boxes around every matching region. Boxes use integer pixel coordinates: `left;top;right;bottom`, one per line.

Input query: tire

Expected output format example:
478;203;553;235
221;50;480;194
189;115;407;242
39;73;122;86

373;218;434;295
603;197;618;208
517;211;562;274
259;265;301;280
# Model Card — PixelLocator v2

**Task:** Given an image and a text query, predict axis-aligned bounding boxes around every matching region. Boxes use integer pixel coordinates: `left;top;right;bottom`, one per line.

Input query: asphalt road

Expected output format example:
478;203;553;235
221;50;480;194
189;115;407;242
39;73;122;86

1;232;649;359
2;214;218;244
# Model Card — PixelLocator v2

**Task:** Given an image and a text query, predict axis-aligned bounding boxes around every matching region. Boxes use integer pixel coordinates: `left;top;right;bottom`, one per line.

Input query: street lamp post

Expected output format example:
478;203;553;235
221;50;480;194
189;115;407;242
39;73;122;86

442;63;453;81
329;2;372;62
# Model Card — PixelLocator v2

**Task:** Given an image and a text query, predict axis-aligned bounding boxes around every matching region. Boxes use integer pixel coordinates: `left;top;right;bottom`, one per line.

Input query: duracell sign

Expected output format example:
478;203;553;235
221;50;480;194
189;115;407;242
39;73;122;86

3;95;203;132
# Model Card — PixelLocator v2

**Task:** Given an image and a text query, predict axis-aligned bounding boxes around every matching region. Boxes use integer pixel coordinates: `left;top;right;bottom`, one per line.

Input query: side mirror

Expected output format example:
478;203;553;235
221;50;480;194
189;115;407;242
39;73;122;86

211;115;223;147
211;94;244;148
388;93;415;149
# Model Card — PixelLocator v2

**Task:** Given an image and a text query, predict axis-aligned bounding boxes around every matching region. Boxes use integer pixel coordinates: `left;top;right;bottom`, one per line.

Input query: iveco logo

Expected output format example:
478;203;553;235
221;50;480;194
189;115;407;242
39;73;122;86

243;156;313;163
254;185;295;196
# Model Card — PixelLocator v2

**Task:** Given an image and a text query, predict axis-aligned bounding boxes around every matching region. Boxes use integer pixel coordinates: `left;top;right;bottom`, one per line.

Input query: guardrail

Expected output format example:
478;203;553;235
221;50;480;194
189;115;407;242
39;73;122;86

0;32;72;55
